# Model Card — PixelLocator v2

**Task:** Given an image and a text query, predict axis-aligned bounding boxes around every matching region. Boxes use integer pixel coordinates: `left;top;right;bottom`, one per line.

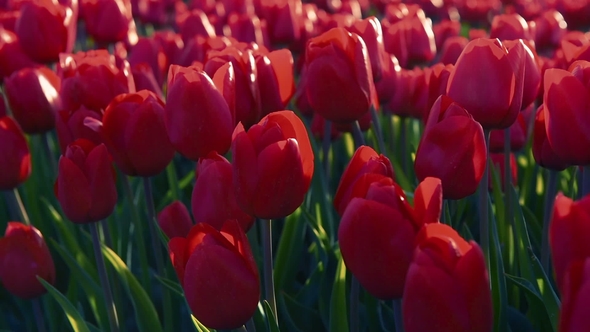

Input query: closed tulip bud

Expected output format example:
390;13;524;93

168;220;259;330
259;0;300;45
382;11;436;68
346;16;385;81
532;9;566;50
424;63;453;122
446;38;525;129
549;193;590;293
165;64;233;161
15;0;75;63
0;222;56;299
375;52;401;104
131;63;163;98
403;223;493;332
255;49;295;117
100;90;174;177
490;13;533;42
559;258;590;332
334;145;394;216
433;19;461;50
56;139;117;223
127;37;167;86
58;50;135;112
232;110;314;219
176;9;216;44
339;177;442;299
386;67;428;120
226;13;269;48
414;95;487;200
532;104;568;171
543;61;590;166
157;200;193;239
192;152;254;231
0;116;31;190
0;27;38;80
4;66;61;134
439;36;468;65
504;39;541;109
304;27;374;124
82;0;136;44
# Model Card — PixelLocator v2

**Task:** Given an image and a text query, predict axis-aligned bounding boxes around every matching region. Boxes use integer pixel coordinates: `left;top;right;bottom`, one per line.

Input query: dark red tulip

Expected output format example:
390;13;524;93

439;36;468;65
226;13;269;49
0;116;31;190
532;9;567;50
136;0;167;26
403;222;493;332
82;0;137;44
158;200;194;239
165;64;233;161
231;110;314;219
386;67;428;120
489;112;527;153
14;0;75;63
304;27;374;124
375;52;401;104
339;177;442;299
0;27;38;80
56;139;117;223
455;0;501;23
433;19;460;50
543;61;590;166
532;104;568;171
254;49;294;117
58;50;135;112
131;63;163;99
176;8;216;44
100;90;174;177
333;145;394;216
258;0;300;45
490;13;533;42
550;193;590;293
559;258;590;332
346;16;385;81
0;93;6;117
55;107;103;154
0;222;56;299
446;38;525;130
504;39;540;109
127;37;167;86
192;152;254;231
4;66;61;134
414;95;487;200
382;11;436;69
168;220;259;330
424;62;453;122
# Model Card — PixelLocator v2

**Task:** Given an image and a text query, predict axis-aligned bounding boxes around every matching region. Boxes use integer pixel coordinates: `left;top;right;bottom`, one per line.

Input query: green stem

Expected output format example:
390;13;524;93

370;106;386;154
142;177;173;331
349;276;359;332
166;162;180;202
41;132;57;178
351;121;365;149
32;298;47;332
91;222;119;332
4;188;30;225
392;299;404;332
121;175;151;289
479;130;491;269
503;128;513;239
541;170;558;272
262;218;278;326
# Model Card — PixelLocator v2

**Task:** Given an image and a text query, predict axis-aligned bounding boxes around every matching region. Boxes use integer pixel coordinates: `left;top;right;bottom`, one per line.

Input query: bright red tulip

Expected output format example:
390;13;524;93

0;27;38;80
304;27;374;124
14;0;76;63
231;110;314;219
165;64;233;161
0;222;55;299
559;258;590;332
549;192;590;293
446;38;525;129
532;104;568;171
168;220;259;330
81;0;137;44
403;223;493;332
4;66;61;134
56;139;117;223
414;95;487;199
100;90;174;177
0;116;31;190
333;145;394;216
424;62;453;122
346;16;385;81
254;49;295;117
158;200;193;239
192;152;254;231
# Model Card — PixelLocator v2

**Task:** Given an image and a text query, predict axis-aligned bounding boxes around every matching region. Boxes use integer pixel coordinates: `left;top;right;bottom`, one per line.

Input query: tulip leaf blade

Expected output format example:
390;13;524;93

504;274;555;332
274;208;305;291
329;251;348;332
154;275;184;298
489;207;510;332
37;277;92;332
191;315;212;332
263;300;281;332
100;242;163;332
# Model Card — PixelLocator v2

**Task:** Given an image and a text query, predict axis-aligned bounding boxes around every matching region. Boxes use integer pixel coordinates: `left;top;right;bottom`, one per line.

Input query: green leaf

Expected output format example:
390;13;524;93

274;208;305;291
329;251;348;332
37;277;91;332
100;242;163;332
191;315;212;332
263;300;281;332
154;275;184;297
505;274;555;332
489;211;509;332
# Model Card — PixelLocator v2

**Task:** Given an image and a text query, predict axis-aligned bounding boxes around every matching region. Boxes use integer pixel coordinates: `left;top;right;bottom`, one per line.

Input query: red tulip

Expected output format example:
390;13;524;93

258;0;300;45
339;177;442;299
131;63;163;99
532;9;566;50
168;220;259;330
386;67;428;120
424;62;453;122
14;0;75;63
439;36;468;65
165;64;233;161
4;66;61;134
559;258;590;332
446;38;525;130
414;95;486;200
504;39;540;109
375;52;401;104
549;193;590;293
56;139;117;223
433;19;460;50
333;145;394;216
382;10;436;68
81;0;137;44
0;116;31;190
176;8;216;44
100;90;174;177
127;37;167;86
254;49;295;117
226;13;269;49
192;152;254;231
490;13;533;42
0;222;55;299
489;112;527;153
0;27;38;80
231;110;314;219
158;200;193;239
304;27;374;124
543;61;590;166
403;223;493;332
58;50;135;112
346;16;385;81
55;106;103;154
532;104;568;171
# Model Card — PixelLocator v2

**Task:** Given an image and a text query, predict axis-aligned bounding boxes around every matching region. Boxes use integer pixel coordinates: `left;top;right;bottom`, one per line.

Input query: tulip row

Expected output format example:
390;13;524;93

2;0;590;331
